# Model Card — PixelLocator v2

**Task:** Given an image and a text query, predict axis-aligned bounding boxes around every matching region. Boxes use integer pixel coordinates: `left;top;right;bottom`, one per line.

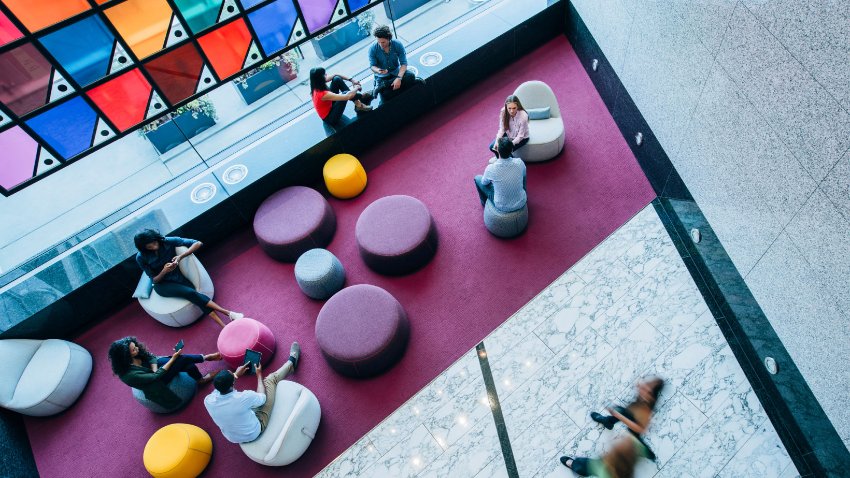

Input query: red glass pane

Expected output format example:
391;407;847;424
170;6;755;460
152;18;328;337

143;43;204;104
0;43;52;116
198;19;251;79
87;69;152;131
0;10;22;46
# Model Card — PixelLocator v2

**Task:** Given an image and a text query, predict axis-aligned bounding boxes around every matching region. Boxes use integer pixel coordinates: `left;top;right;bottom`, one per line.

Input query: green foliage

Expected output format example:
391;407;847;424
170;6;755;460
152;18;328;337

140;97;217;133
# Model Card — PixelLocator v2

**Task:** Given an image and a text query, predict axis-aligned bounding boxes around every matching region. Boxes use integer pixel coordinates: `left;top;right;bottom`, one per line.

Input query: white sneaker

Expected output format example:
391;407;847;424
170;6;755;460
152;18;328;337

229;311;244;321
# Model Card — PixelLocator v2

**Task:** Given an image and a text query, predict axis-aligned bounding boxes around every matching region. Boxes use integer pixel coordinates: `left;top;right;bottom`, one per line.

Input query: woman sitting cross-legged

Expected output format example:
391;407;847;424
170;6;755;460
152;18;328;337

109;336;222;410
134;229;244;328
310;67;372;128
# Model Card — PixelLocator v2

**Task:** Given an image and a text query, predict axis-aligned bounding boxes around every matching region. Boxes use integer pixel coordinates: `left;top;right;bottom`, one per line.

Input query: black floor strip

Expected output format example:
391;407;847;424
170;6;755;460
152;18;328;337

476;341;520;478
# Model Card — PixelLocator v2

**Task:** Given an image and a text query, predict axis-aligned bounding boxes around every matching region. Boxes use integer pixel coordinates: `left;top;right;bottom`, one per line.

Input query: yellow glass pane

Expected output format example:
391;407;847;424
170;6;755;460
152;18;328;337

2;0;90;32
103;0;173;59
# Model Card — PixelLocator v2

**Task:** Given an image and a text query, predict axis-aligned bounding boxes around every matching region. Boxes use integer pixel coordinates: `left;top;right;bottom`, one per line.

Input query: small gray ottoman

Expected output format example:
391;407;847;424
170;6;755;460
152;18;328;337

294;249;346;300
484;200;529;238
132;371;196;414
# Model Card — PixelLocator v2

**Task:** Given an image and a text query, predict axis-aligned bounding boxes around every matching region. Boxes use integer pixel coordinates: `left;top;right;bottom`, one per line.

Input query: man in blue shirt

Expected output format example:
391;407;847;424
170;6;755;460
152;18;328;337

368;25;417;103
474;137;527;212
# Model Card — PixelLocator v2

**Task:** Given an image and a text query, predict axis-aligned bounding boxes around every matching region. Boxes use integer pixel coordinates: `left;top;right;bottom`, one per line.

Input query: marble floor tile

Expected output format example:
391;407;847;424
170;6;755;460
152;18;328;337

716;419;793;478
535;264;641;354
559;321;669;429
488;332;556;400
473;454;510;478
314;436;382;478
367;401;427;456
503;326;613;434
409;349;481;421
418;417;502;478
510;402;581;478
620;231;677;278
359;424;444;478
643;391;708;467
421;376;492;450
679;343;749;416
656;387;767;478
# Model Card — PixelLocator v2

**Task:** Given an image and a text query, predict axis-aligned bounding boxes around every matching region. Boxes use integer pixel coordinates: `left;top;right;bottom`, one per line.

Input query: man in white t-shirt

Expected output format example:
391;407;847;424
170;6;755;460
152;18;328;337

204;342;301;443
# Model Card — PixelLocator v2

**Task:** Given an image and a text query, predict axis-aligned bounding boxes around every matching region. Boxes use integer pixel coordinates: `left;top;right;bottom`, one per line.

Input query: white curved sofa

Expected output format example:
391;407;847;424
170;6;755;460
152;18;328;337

137;246;214;327
514;81;565;162
240;381;321;466
0;339;92;416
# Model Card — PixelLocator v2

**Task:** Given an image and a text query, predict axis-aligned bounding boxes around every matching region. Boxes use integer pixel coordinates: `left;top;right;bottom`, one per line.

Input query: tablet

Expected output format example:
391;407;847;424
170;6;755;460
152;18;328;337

244;349;262;374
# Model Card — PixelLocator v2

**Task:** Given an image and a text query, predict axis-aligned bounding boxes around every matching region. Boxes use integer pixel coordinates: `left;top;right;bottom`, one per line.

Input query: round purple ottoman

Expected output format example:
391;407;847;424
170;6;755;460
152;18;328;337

254;186;336;262
315;284;409;378
355;195;438;275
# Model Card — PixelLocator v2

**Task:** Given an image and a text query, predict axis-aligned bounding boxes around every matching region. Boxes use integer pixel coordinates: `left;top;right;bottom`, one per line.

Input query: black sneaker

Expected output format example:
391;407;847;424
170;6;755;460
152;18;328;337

590;412;615;430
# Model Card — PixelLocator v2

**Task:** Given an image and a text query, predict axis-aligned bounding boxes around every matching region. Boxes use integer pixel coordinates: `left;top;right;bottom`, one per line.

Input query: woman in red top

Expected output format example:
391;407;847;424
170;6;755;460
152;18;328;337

310;67;372;128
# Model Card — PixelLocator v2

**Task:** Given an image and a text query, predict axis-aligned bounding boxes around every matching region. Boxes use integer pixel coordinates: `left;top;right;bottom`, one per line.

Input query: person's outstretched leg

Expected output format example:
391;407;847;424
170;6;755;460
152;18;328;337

254;342;301;431
474;175;494;207
204;300;243;324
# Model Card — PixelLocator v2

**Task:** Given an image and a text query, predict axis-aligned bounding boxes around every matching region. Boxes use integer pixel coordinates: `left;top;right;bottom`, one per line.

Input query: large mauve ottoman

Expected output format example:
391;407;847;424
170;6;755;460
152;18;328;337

217;318;276;369
254;186;336;262
355;195;438;275
315;284;409;378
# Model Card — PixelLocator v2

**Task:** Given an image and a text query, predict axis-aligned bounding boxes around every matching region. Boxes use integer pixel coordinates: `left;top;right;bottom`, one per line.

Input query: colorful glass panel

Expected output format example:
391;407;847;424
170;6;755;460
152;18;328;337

86;69;152;131
104;0;173;59
38;15;115;87
0;126;38;190
247;0;297;55
0;43;52;116
0;10;22;46
198;19;252;79
25;97;97;159
173;0;223;34
143;43;204;104
347;0;369;11
298;0;335;33
1;0;90;32
239;0;267;9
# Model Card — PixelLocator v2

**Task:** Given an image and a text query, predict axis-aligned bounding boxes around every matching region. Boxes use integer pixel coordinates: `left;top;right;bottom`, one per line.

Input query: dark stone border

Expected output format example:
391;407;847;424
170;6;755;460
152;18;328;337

564;2;849;475
477;342;519;478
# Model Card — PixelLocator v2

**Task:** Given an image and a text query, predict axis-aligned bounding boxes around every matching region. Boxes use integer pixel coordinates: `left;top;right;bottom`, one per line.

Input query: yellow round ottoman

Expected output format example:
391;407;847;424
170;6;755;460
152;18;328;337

323;154;367;199
143;424;212;478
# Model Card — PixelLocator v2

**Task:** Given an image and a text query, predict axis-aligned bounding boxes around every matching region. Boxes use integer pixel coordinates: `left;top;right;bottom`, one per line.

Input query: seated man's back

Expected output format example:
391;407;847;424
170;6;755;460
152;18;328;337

483;156;527;212
204;386;264;443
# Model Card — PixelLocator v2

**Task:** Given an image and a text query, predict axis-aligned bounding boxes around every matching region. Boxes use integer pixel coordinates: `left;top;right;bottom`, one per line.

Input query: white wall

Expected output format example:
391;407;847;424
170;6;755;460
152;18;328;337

572;0;850;450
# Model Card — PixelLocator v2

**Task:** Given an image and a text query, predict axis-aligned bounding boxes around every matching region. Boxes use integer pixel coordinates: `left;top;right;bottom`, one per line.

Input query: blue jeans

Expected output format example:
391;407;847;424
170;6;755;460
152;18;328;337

156;354;205;383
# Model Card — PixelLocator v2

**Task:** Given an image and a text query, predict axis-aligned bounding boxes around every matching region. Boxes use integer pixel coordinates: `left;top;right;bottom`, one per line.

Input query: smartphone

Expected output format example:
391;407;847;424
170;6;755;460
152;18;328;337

174;339;184;352
244;349;262;375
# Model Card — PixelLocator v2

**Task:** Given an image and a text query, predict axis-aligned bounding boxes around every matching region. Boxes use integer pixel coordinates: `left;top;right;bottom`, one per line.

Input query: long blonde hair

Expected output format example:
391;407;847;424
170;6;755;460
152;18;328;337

501;95;525;132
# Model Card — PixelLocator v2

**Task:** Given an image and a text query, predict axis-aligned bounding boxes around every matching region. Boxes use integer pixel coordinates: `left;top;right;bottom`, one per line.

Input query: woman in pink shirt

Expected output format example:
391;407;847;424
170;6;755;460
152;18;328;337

489;95;529;158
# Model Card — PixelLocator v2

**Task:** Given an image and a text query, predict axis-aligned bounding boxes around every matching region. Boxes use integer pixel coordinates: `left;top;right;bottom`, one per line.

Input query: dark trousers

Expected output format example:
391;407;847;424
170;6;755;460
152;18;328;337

153;275;212;315
473;172;527;209
568;457;594;476
489;134;529;156
156;354;204;383
324;76;363;127
373;71;417;103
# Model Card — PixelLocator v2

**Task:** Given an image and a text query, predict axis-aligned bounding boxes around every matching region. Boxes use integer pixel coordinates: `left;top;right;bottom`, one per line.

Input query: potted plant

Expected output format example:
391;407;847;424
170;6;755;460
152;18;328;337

311;9;375;61
233;50;301;104
384;0;431;20
141;97;218;154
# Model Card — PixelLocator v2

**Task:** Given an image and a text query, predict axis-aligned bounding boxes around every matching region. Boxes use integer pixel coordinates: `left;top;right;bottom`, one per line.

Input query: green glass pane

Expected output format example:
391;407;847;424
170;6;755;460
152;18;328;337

173;0;223;34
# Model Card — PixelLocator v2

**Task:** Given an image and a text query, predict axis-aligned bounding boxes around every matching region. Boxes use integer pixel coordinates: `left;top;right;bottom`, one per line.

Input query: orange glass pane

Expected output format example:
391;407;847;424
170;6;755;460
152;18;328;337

103;0;173;59
2;0;90;32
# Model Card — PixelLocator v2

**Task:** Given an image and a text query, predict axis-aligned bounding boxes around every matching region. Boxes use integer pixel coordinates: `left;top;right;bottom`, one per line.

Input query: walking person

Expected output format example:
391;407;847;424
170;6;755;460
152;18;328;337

588;377;665;461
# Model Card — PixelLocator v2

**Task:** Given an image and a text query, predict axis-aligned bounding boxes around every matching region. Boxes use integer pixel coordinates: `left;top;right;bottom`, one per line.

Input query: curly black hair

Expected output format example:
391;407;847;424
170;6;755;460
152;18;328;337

108;336;155;376
373;24;392;40
133;229;164;255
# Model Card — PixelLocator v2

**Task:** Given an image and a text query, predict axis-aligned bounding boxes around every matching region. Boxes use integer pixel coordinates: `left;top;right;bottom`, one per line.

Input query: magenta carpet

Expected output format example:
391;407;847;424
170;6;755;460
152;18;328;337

24;36;654;477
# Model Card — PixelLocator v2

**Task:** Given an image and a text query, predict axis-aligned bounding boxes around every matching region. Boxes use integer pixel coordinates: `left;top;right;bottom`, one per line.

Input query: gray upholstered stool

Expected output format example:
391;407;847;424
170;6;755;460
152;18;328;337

132;372;196;414
294;248;346;300
484;200;529;238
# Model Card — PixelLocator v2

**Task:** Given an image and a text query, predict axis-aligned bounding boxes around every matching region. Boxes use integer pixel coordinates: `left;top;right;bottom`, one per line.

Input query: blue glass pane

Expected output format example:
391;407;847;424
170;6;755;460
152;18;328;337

39;15;115;87
348;0;369;12
247;0;297;55
239;0;266;9
26;97;97;159
173;0;222;34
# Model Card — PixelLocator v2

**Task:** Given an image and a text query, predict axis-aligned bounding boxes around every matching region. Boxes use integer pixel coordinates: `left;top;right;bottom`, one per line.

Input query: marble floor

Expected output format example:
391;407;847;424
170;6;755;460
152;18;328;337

315;203;797;478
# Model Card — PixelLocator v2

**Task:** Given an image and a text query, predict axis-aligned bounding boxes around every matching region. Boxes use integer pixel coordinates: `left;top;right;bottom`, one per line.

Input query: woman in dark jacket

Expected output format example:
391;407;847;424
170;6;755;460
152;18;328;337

134;229;243;327
109;336;221;410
